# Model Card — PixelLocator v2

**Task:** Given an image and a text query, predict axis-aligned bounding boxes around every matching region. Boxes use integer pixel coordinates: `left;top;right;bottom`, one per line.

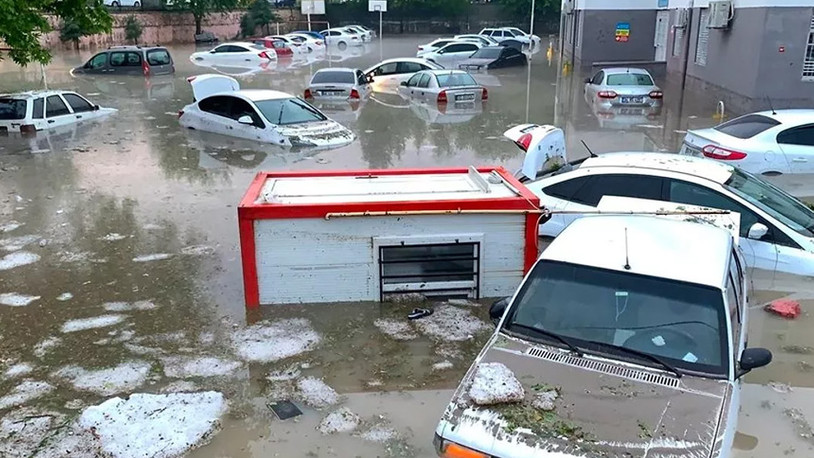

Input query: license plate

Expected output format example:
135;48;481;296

621;97;644;104
318;90;341;95
455;93;475;101
680;144;701;156
620;108;643;115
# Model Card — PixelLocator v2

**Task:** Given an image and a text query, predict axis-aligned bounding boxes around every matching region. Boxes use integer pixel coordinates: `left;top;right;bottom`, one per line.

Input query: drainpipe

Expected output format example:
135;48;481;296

677;0;695;133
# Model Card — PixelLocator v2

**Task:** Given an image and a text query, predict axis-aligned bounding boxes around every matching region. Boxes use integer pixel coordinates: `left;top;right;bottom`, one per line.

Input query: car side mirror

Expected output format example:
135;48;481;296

747;223;769;240
400;81;408;87
209;50;216;54
489;297;510;325
237;115;254;125
93;105;100;111
737;348;772;378
584;78;592;84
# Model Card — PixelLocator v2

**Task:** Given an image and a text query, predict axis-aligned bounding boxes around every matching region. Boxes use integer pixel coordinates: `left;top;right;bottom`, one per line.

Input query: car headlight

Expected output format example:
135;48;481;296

434;433;490;458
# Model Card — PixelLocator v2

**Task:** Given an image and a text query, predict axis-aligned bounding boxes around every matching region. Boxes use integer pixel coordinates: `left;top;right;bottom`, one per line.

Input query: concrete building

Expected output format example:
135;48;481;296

562;0;814;111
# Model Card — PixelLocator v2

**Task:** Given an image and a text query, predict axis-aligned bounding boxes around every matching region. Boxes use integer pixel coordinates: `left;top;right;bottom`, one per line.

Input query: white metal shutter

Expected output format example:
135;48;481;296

695;9;709;67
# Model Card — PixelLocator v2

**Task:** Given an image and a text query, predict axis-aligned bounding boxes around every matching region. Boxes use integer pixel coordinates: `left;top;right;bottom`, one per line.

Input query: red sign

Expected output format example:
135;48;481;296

779;46;785;53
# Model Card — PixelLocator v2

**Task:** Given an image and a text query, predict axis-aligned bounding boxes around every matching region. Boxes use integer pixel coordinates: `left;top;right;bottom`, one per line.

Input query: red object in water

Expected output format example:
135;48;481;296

765;299;801;319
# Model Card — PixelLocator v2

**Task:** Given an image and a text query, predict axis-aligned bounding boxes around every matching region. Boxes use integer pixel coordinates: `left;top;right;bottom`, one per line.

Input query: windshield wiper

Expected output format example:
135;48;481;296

291;99;325;119
277;102;285;125
588;341;682;378
508;323;583;357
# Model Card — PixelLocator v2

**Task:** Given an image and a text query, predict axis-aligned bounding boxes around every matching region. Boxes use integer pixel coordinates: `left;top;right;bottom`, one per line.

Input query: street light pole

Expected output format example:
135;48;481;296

529;0;536;56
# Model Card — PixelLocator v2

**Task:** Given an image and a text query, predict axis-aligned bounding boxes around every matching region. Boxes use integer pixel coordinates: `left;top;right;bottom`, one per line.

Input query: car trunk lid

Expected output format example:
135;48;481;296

188;74;240;101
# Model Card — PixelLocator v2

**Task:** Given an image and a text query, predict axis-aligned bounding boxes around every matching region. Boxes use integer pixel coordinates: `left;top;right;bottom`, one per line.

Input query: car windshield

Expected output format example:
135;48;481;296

146;49;171;65
606;73;654;86
713;114;780;139
254;97;327;125
0;98;26;120
311;71;355;84
505;261;728;376
726;168;814;236
471;48;502;59
436;73;478;88
250;44;265;50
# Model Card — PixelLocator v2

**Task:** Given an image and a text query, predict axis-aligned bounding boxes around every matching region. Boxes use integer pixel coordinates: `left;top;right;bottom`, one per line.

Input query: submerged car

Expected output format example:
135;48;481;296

680;109;814;175
0;90;116;134
72;45;174;76
249;37;295;58
584;67;663;109
435;214;772;458
190;42;276;64
178;74;354;148
363;58;443;94
420;41;482;67
512;127;814;275
304;67;371;102
397;70;487;106
458;46;527;71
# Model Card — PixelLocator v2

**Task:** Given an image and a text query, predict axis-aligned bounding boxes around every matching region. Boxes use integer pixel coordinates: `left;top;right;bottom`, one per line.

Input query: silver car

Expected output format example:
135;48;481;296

304;67;372;102
397;69;487;105
584;67;663;109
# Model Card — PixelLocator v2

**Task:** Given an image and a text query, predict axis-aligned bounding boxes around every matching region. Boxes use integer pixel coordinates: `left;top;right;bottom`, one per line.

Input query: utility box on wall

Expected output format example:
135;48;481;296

708;1;733;29
238;167;541;308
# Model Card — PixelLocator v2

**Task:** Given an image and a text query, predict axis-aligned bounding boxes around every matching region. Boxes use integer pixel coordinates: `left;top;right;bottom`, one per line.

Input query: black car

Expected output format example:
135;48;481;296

457;46;527;71
273;0;295;7
72;46;175;76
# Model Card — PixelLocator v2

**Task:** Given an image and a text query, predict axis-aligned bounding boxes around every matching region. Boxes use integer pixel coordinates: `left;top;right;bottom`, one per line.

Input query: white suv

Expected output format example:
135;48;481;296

0;90;116;134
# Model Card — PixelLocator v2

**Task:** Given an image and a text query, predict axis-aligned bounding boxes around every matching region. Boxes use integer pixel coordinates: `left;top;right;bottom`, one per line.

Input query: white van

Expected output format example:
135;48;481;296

0;90;116;134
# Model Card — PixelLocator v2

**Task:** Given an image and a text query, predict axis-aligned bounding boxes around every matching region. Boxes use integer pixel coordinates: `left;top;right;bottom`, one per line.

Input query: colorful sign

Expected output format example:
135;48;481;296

615;22;630;42
658;0;668;7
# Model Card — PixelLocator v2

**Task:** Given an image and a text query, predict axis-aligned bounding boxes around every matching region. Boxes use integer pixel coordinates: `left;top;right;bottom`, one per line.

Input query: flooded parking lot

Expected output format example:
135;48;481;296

2;36;814;457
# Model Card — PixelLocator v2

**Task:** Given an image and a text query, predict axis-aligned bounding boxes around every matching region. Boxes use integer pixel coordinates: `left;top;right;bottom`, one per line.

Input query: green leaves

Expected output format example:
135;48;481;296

0;0;112;66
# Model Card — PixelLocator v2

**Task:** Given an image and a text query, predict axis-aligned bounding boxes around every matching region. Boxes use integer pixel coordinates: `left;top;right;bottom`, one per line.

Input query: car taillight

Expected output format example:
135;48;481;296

258;51;271;59
142;59;150;76
20;124;36;134
438;90;448;103
702;145;747;161
482;87;488;101
304;89;312;99
350;89;360;99
177;110;184;118
186;76;197;83
649;90;663;99
598;91;617;99
515;133;533;151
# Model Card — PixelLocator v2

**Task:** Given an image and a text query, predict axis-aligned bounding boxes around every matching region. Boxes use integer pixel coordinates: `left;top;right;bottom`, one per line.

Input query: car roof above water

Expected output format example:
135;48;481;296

600;67;652;75
577;152;734;184
0;90;76;99
542;215;732;289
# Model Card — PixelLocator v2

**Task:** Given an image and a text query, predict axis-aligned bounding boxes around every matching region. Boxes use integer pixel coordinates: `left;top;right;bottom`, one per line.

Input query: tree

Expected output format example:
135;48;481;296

239;13;255;38
498;0;560;25
247;0;277;36
0;0;112;65
59;18;84;50
171;0;239;36
124;15;143;45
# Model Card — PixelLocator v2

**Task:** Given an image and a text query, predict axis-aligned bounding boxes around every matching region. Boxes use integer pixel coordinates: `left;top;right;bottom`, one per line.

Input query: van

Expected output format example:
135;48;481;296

72;46;175;76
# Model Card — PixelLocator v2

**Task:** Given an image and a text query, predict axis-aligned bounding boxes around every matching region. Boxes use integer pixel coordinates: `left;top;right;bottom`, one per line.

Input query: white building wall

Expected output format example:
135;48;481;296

254;213;528;304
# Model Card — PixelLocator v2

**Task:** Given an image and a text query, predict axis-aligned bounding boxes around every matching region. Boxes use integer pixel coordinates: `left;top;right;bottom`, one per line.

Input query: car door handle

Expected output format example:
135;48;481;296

47;120;55;124
76;115;82;119
792;158;807;163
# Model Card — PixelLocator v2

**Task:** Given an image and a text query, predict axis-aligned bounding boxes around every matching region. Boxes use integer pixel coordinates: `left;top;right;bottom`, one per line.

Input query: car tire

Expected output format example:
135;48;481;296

338;41;347;50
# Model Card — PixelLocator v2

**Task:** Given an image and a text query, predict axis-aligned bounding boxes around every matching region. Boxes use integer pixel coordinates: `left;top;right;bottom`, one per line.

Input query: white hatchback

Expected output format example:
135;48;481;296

178;74;355;149
363;58;443;94
420;41;482;68
0;90;116;134
681;109;814;175
190;42;276;64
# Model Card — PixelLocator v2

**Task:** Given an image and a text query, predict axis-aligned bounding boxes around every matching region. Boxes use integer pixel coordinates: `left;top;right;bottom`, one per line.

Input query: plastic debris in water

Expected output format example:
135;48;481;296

765;299;801;319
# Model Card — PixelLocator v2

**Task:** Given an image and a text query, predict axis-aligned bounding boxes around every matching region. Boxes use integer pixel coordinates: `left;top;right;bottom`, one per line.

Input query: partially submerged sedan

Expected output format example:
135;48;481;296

585;67;663;110
435;215;772;458
178;74;354;148
458;46;527;71
304;67;371;103
397;70;487;106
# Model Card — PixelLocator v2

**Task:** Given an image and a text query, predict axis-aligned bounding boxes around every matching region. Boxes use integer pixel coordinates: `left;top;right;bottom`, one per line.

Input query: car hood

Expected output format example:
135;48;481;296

458;58;496;69
276;119;355;147
437;334;730;458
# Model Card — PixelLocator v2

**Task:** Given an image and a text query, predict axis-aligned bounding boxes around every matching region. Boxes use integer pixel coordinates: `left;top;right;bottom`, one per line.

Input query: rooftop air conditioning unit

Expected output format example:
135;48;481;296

708;1;733;29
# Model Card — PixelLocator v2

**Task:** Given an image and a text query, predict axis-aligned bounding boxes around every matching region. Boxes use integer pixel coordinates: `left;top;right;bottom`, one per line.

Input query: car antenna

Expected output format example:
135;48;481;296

580;140;598;158
766;96;777;115
623;227;631;270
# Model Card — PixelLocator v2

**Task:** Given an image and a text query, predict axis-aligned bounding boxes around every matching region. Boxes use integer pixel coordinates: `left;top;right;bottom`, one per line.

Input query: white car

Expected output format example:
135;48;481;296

363;58;443;94
453;34;500;47
285;33;325;52
104;0;140;6
190;42;276;64
513;127;814;276
267;35;309;54
416;38;458;57
348;24;375;38
0;90;116;134
479;27;531;46
681;109;814;175
304;67;371;102
501;26;541;48
419;41;482;67
320;28;362;49
178;74;355;149
343;26;371;42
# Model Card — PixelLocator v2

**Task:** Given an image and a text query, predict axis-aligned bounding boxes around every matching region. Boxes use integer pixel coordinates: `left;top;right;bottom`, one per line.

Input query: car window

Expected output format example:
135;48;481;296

0;98;27;120
147;49;172;65
357;71;366;85
45;95;71;117
471;48;502;59
441;44;466;53
417;74;431;88
229;97;264;127
62;94;94;113
198;95;233;118
503;48;521;58
32;98;44;119
777;124;814;147
376;62;398;75
406;73;422;86
713;114;780;139
590;71;603;85
311;71;355;84
667;179;762;238
507;260;729;376
110;52;127;67
397;61;423;73
254;97;327;125
570;174;664;207
126;52;142;66
88;53;108;69
110;52;141;67
606;73;655;86
542;176;591;201
436;72;478;88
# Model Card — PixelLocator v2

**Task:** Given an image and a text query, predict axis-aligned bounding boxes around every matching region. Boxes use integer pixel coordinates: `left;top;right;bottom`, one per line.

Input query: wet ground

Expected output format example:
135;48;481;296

1;36;814;457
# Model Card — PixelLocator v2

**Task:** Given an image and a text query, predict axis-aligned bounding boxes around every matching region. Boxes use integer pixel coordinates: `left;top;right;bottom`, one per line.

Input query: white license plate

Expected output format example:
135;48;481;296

455;93;475;101
621;97;644;104
680;144;700;156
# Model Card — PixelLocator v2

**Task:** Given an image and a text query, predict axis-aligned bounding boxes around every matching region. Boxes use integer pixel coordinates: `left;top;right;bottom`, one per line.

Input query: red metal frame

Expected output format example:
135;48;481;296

238;167;540;308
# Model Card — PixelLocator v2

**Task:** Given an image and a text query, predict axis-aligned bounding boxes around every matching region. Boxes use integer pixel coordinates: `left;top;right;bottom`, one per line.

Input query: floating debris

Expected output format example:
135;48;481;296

469;362;525;406
99;233;127;241
103;301;158;312
414;305;490;342
61;314;127;333
181;245;216;256
373;318;418;340
0;293;40;307
56;292;73;302
0;221;22;233
296;377;340;409
2;362;33;380
33;336;62;358
132;253;173;262
318;407;360;434
765;299;801;319
359;424;398;443
432;361;454;371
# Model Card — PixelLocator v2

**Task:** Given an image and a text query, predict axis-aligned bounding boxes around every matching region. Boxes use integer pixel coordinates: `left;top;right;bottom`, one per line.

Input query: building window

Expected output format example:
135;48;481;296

695;9;709;66
804;15;814;81
576;11;583;48
376;239;481;300
672;10;685;57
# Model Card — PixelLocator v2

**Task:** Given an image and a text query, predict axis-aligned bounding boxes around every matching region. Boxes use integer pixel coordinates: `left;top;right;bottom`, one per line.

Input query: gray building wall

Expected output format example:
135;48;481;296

568;10;659;65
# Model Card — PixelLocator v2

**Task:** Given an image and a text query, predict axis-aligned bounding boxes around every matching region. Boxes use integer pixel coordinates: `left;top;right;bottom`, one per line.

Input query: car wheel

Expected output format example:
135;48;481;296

338;41;347;50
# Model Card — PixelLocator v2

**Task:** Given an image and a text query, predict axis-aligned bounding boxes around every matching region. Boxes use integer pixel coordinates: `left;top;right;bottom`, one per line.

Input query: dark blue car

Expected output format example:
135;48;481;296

292;30;326;40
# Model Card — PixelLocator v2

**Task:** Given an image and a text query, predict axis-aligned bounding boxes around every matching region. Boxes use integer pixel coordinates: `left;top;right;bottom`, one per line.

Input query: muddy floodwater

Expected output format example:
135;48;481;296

2;37;814;457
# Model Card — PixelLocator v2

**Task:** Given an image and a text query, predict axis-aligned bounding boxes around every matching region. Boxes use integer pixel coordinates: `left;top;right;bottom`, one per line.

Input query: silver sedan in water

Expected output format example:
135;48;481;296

397;70;487;106
584;67;663;109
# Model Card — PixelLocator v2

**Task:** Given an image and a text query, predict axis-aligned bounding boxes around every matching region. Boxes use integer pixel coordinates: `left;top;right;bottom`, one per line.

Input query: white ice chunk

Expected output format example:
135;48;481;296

296;377;340;408
33;336;62;358
469;362;525;406
373;318;417;340
0;380;54;410
318;407;360;434
3;362;33;379
54;361;151;396
61;314;127;333
0;251;40;270
161;356;242;378
0;293;40;307
414;305;490;341
102;301;158;312
231;318;320;363
132;253;172;262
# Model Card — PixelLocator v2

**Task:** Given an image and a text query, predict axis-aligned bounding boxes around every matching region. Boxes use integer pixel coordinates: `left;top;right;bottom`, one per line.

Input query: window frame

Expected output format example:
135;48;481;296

62;93;94;113
777;124;814;147
87;53;108;69
45;95;71;118
32;98;44;119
